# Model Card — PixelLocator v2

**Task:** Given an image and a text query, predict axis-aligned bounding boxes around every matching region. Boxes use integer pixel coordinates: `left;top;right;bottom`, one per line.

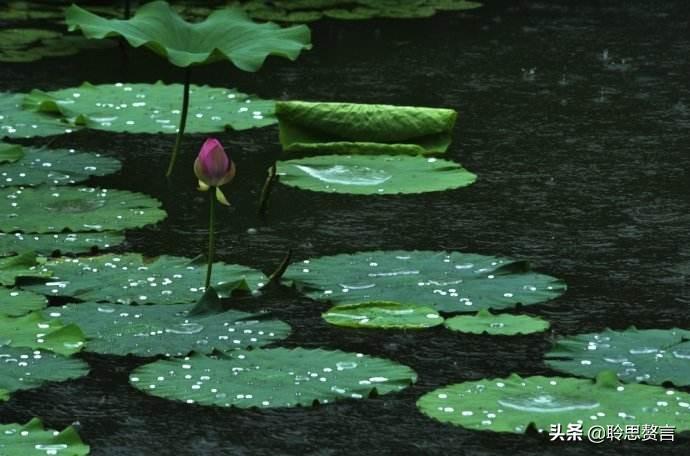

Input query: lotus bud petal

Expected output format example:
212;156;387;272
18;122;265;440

194;138;236;188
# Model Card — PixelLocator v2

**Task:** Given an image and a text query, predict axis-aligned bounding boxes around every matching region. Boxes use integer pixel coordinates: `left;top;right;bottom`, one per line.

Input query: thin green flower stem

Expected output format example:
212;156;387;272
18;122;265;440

165;67;191;177
205;188;216;290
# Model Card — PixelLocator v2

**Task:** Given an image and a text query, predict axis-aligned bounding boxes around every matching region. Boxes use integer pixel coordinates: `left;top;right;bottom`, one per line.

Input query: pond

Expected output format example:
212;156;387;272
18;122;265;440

1;0;689;454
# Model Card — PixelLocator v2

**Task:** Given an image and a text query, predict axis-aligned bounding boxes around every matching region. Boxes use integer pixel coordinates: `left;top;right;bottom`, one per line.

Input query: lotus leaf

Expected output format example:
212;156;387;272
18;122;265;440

23;82;276;134
45;302;290;357
0;231;124;257
0;287;47;317
545;328;690;386
0;28;114;63
284;251;565;312
0;311;85;355
0;144;121;187
276;155;476;195
0;186;166;233
0;418;89;456
417;372;690;434
0;142;23;163
323;301;443;329
0;346;89;394
1;92;76;138
130;347;416;408
23;253;267;305
0;252;50;286
444;309;550;335
276;101;457;156
66;1;311;70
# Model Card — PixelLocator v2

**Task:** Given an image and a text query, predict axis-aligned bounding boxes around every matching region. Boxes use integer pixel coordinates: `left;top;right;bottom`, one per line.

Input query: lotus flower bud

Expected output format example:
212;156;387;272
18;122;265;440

194;138;236;188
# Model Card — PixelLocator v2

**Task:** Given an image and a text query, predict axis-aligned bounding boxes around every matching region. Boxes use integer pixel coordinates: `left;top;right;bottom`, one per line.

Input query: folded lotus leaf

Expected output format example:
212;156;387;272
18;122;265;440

0;142;23;163
66;1;311;71
0;287;47;317
0;346;89;394
0;311;85;356
0;418;89;456
1;92;76;138
276;101;458;155
0;252;50;286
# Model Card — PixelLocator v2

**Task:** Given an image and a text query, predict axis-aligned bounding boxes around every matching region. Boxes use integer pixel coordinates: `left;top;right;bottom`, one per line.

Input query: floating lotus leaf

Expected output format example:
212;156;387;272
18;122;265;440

0;252;50;286
444;309;550;335
0;346;89;394
45;302;290;357
0;144;121;187
66;1;311;70
0;142;23;163
0;418;89;456
0;231;124;257
284;251;565;312
23;82;276;134
276;101;457;156
0;27;115;63
0;312;85;355
0;1;65;20
0;287;47;317
1;92;76;138
276;155;476;195
323;301;443;329
545;328;690;386
417;372;690;434
23;253;267;305
130;347;416;408
0;186;166;233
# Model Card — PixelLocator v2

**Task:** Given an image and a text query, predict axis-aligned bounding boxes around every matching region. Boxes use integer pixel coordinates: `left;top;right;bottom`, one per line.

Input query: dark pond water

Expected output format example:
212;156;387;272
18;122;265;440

2;0;690;454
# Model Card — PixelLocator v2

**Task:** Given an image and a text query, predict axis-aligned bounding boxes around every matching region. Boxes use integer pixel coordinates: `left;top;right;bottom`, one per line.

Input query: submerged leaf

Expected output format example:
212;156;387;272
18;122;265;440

284;251;565;312
0;186;165;233
444;309;550;335
23;253;267;305
545;328;690;386
67;1;311;70
276;155;476;195
0;287;47;317
417;374;690;434
0;231;125;257
276;101;457;156
0;312;85;355
0;418;90;456
0;346;89;394
45;302;290;357
323;301;444;329
130;347;416;408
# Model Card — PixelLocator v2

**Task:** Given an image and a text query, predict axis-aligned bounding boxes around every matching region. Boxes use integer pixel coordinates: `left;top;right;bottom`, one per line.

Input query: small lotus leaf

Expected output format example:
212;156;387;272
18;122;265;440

276;155;476;195
0;186;166;233
0;231;124;257
545;328;690;386
323;301;443;329
45;302;290;357
0;252;50;286
66;1;311;70
0;144;121;187
23;82;276;134
0;346;89;394
0;312;85;355
23;253;267;305
0;418;89;456
444;309;550;335
130;347;416;408
284;251;565;312
417;373;690;434
0;287;47;317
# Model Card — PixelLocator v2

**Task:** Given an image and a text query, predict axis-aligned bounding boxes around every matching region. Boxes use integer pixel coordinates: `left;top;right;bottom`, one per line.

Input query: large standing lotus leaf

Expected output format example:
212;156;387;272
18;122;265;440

0;186;166;233
0;287;47;317
45;302;290;357
23;82;276;134
0;144;121;187
66;1;311;70
545;328;690;386
276;101;457;156
130;347;416;408
417;373;690;434
323;301;444;329
0;231;125;257
0;28;115;63
444;309;550;335
0;252;50;286
1;92;77;139
23;253;267;305
0;346;89;394
0;312;85;356
0;418;90;456
283;251;565;312
276;155;476;195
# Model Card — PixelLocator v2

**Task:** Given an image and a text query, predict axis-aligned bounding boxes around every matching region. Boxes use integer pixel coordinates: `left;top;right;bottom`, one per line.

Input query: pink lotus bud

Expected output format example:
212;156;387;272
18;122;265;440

194;138;236;188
